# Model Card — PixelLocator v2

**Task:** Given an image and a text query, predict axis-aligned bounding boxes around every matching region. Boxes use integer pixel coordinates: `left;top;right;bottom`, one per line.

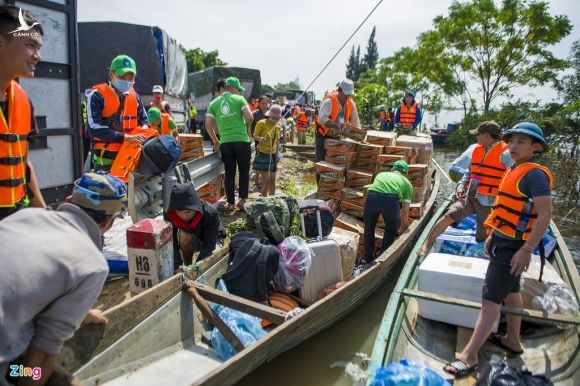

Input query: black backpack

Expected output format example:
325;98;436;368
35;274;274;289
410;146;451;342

299;199;334;238
137;135;182;176
222;234;280;302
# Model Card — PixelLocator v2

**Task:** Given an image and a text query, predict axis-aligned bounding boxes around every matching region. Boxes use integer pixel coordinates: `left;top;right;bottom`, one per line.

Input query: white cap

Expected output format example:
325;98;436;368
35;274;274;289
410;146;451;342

152;85;164;93
339;79;355;95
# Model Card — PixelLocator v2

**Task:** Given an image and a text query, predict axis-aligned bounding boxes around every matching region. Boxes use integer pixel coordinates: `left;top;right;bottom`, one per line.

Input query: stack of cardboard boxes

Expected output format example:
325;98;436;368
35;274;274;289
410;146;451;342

195;174;224;204
178;134;205;161
314;130;434;259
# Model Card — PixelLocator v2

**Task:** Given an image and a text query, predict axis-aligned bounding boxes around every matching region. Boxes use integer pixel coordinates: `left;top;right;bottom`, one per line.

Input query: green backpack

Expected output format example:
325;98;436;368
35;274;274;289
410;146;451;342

244;197;298;244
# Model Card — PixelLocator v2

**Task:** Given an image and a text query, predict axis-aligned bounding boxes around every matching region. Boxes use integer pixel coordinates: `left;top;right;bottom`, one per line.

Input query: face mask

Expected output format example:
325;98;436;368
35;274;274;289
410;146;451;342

113;78;134;93
154;95;162;101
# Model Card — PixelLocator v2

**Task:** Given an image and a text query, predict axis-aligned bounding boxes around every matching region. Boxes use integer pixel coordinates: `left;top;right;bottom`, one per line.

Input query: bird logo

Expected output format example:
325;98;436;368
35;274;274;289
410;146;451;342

8;8;40;35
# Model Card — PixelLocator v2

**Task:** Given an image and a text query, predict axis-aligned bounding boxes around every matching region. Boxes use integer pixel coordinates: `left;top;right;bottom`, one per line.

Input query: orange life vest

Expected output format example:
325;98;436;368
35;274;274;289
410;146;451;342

261;292;298;328
109;128;159;183
399;102;418;127
91;83;139;153
469;141;509;196
296;112;309;131
379;110;387;121
0;81;30;207
160;113;172;136
319;92;352;136
484;162;554;240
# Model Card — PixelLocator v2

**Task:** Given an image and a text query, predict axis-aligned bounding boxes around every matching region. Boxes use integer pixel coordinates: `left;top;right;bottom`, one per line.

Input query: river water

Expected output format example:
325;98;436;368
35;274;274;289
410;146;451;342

236;148;579;386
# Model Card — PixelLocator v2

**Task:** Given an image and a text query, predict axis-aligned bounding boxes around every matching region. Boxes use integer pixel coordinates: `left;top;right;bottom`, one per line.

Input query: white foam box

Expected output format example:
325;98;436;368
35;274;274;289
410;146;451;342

442;226;476;237
418;253;497;331
434;233;477;256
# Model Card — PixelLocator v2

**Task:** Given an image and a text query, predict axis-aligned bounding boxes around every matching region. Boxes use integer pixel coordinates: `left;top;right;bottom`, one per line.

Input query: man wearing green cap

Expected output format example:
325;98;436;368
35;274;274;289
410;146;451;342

148;107;178;138
0;172;127;385
87;54;149;173
361;160;413;263
205;76;254;212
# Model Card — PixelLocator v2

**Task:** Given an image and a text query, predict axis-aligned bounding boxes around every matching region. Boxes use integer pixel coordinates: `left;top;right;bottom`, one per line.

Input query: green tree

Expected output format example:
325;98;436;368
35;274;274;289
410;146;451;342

261;84;275;95
182;47;227;73
346;46;359;80
352;83;388;127
273;77;301;91
419;0;571;112
362;26;379;72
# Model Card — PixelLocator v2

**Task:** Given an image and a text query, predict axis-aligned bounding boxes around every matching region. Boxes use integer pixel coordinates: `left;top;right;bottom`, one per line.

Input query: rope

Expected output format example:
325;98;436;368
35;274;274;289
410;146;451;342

281;0;384;117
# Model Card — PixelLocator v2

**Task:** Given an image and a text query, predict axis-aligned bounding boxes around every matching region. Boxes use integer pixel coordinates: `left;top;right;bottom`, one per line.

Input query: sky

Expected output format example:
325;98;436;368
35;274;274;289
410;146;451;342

78;0;580;123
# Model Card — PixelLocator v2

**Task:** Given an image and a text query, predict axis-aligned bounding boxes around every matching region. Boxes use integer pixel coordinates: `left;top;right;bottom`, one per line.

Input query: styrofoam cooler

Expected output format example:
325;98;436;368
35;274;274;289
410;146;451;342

418;253;498;331
298;239;343;302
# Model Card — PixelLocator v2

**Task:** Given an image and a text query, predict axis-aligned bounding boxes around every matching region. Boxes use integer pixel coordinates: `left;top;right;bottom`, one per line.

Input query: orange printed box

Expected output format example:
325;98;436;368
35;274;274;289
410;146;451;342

342;125;367;141
325;152;357;166
324;138;357;152
352;161;376;175
357;143;384;156
384;146;415;162
319;175;345;190
346;169;374;188
342;188;366;207
366;130;397;147
377;154;406;166
375;164;392;174
409;203;423;219
315;161;346;179
335;212;364;234
407;164;429;187
340;201;365;219
317;185;343;200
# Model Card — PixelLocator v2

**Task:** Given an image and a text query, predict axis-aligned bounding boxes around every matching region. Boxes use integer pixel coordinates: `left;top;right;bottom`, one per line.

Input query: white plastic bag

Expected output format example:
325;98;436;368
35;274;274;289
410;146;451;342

532;283;579;329
274;236;312;293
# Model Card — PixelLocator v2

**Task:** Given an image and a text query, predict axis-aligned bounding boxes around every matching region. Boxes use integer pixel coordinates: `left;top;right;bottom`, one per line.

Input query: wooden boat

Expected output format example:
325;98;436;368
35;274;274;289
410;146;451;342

70;168;441;386
368;196;580;385
59;245;230;373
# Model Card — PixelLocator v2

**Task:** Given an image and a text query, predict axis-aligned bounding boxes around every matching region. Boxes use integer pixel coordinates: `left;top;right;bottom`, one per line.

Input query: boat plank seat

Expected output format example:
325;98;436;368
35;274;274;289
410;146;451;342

184;282;287;325
454;327;477;386
401;289;580;326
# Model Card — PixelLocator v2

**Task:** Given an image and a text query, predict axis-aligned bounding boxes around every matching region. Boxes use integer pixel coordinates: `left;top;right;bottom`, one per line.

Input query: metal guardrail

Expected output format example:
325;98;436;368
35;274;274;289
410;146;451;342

128;152;224;222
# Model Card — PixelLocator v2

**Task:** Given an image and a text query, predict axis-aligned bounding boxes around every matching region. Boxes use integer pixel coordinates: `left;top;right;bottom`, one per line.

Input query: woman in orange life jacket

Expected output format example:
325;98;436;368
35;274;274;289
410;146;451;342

147;107;178;139
418;121;513;256
444;122;553;378
86;55;149;173
0;5;47;221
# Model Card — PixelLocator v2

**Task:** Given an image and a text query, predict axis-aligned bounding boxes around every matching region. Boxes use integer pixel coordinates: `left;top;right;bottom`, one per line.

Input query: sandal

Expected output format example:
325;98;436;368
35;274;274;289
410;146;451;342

443;360;478;378
488;334;524;355
236;202;245;212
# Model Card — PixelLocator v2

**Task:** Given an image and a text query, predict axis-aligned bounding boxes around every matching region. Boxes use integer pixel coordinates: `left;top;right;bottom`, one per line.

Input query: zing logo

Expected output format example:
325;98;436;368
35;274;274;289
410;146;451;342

8;8;40;37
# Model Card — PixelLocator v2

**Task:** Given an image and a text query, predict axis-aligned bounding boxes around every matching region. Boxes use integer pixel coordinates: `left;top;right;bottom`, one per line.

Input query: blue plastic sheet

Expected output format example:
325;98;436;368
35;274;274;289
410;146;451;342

372;359;450;386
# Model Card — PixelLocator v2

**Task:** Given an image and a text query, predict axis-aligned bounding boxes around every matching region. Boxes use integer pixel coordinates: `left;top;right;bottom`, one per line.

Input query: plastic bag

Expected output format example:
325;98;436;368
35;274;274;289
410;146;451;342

372;358;450;386
476;354;553;386
532;283;579;329
274;236;313;293
210;307;267;360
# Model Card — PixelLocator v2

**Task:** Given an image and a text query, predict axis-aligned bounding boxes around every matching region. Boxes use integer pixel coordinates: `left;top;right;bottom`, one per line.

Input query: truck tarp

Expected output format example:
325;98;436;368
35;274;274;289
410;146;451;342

188;67;261;104
78;22;188;98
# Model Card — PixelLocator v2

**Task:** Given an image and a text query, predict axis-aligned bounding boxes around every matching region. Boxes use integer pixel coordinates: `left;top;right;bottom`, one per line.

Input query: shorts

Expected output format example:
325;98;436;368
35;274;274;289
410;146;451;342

446;197;491;242
482;233;525;304
253;152;277;172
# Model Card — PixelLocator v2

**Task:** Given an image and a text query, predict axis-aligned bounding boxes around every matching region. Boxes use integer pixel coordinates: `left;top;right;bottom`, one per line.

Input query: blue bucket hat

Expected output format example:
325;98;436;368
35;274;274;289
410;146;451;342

71;172;128;216
502;122;549;152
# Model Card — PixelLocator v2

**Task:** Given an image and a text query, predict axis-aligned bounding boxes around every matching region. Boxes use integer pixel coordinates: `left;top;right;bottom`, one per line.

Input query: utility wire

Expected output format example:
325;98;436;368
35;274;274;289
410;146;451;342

289;0;383;108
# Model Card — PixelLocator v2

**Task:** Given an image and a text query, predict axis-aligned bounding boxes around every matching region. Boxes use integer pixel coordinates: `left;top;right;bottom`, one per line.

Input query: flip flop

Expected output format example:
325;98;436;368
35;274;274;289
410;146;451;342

488;334;524;355
236;202;245;212
443;360;478;378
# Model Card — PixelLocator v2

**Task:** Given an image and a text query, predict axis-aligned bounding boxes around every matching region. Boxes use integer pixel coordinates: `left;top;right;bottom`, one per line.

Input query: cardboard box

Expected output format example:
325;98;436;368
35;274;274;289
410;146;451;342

346;169;374;188
357;143;384;156
412;184;429;203
327;227;360;280
178;134;203;149
325;152;357;166
197;191;221;203
407;164;429;187
324;138;357;152
418;253;498;331
316;191;340;202
356;153;379;164
342;125;367;141
434;233;477;255
315;161;346;179
317;185;343;200
319;175;345;191
375;164;392;174
377;154;406;167
335;212;364;234
409;203;423;219
180;148;205;160
366;130;397;147
352;161;377;175
395;135;433;165
340;201;365;218
342;187;366;207
384;146;415;162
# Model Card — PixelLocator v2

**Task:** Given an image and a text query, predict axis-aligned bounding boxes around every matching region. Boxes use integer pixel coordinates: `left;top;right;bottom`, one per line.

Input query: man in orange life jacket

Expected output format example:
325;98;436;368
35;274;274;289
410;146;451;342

295;107;310;145
444;122;553;378
418;121;513;255
379;106;391;131
394;91;422;134
316;79;360;181
86;55;149;173
0;5;46;221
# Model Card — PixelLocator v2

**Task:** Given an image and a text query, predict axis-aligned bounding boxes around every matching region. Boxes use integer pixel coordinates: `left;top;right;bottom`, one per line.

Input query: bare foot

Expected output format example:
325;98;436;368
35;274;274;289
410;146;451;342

418;243;428;256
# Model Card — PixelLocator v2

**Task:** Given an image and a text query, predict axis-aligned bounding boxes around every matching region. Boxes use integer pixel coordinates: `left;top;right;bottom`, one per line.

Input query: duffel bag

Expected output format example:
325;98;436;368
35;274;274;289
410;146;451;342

299;199;334;237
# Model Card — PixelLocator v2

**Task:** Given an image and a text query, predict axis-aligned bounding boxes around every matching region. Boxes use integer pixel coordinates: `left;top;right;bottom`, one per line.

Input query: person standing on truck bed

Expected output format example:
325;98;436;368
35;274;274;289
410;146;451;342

87;55;149;173
316;79;360;182
205;77;253;213
0;5;46;221
150;84;171;114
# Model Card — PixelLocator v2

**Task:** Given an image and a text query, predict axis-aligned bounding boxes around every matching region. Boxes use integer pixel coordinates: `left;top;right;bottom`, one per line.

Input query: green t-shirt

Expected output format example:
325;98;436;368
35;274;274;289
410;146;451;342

368;171;413;202
207;92;250;143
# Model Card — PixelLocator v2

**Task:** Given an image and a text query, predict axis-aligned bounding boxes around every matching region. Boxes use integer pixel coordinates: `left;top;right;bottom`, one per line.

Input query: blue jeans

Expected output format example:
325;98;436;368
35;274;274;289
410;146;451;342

363;192;400;261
